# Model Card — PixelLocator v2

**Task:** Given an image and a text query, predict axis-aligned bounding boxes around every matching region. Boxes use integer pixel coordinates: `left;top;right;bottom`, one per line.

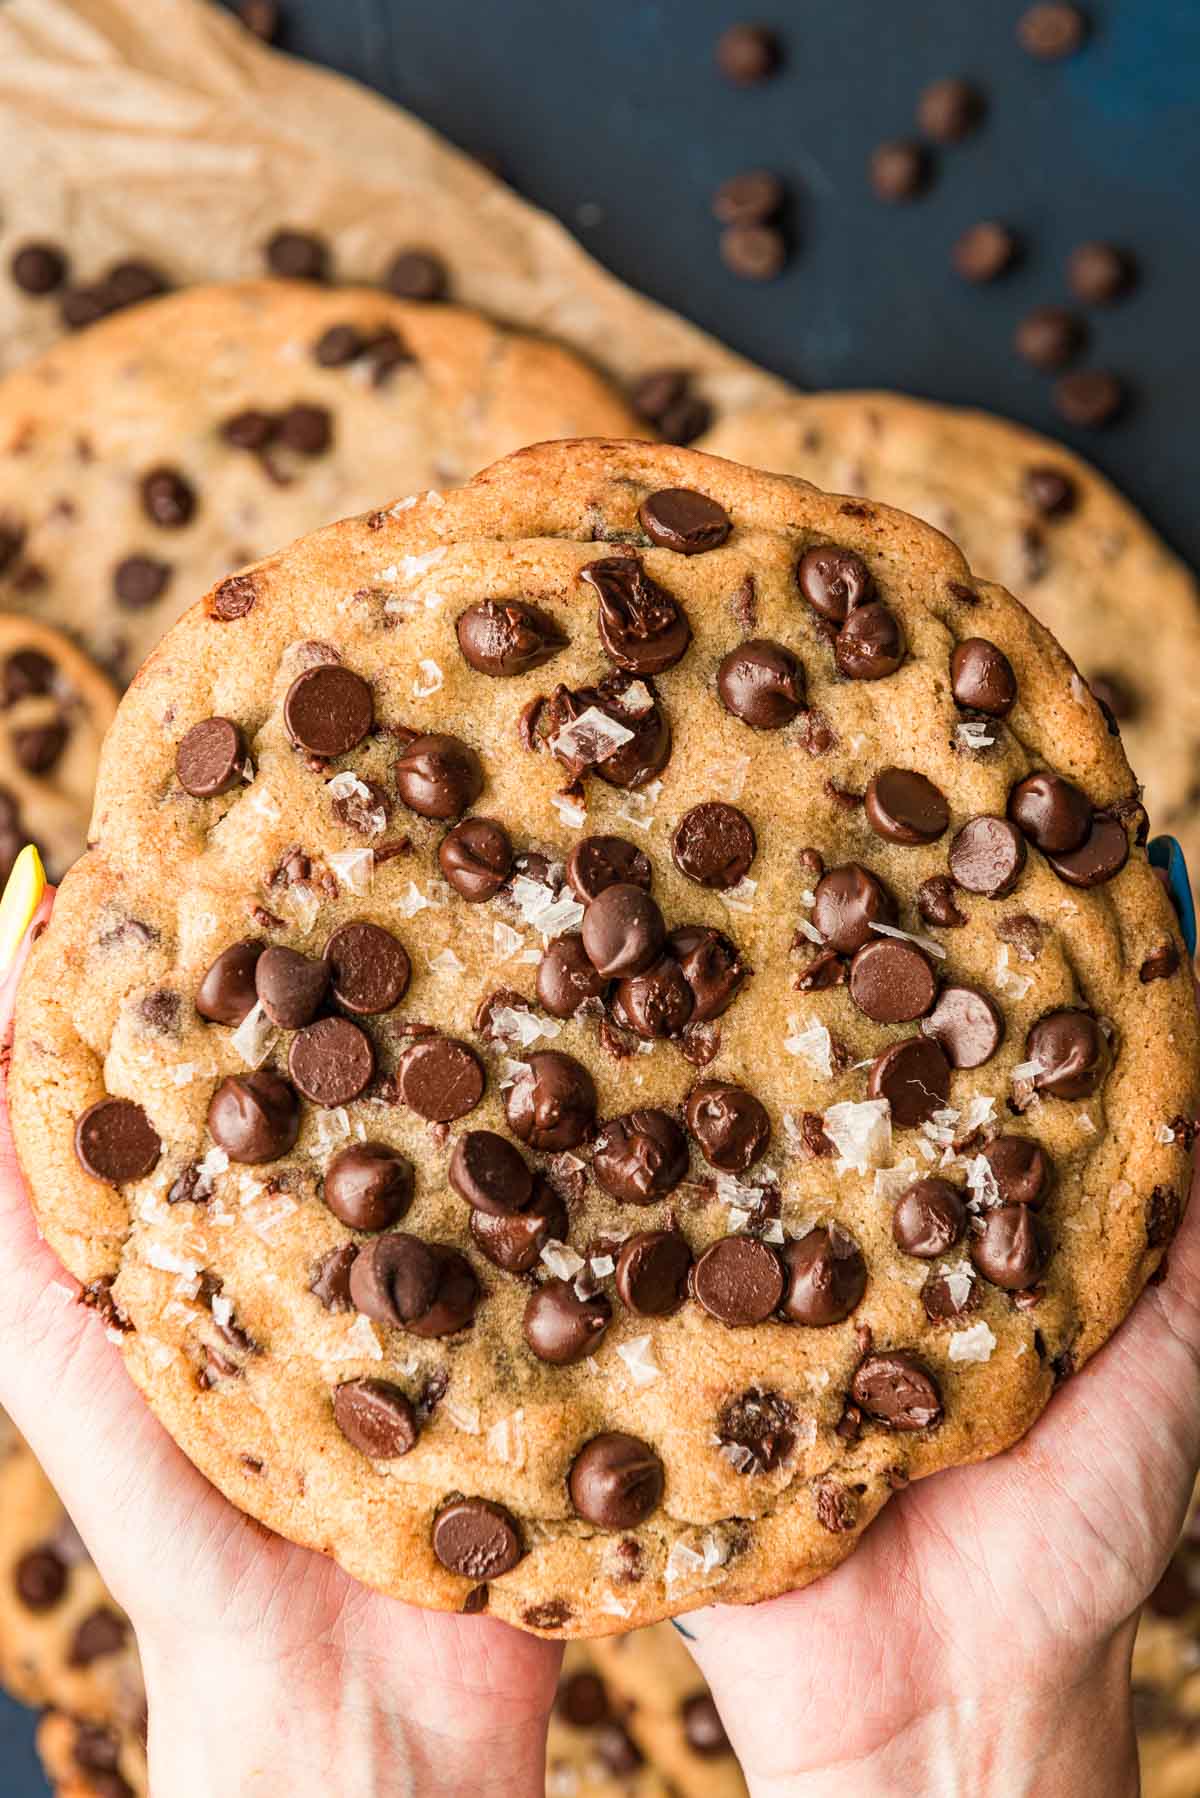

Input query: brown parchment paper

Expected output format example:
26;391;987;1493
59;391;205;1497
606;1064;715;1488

0;0;789;418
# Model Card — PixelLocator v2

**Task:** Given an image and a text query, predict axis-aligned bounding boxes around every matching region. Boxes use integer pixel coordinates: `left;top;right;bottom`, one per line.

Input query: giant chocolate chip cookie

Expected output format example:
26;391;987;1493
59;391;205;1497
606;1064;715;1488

10;440;1197;1635
699;392;1200;874
0;280;643;685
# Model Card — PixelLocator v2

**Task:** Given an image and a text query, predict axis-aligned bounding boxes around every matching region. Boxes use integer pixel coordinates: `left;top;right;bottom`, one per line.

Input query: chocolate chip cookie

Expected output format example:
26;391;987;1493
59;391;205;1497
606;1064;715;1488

591;1625;747;1795
550;1646;675;1796
1133;1481;1200;1798
0;1423;146;1792
0;279;643;685
699;392;1200;873
0;615;117;887
11;438;1197;1636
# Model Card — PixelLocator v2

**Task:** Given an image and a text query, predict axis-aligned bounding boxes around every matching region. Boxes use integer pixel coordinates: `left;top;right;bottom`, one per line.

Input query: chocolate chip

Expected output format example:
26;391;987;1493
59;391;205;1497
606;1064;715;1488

971;1204;1049;1289
542;675;671;790
581;882;665;977
797;545;873;622
615;1230;692;1316
284;665;373;757
914;876;965;932
385;249;448;301
671;802;757;889
849;937;937;1023
950;639;1017;716
1089;672;1134;721
330;774;392;837
313;323;365;366
864;768;948;845
715;21;779;83
222;407;277;451
238;0;279;38
67;1606;127;1667
717;638;805;727
1018;3;1088;59
851;1352;943;1429
712;170;784;227
870;140;929;202
438;817;512;901
1045;813;1128;886
1009;770;1093;854
812;863;897;953
1015;305;1085;370
10;241;68;294
74;1098;161;1184
593;1109;689;1203
505;1050;596;1151
456;601;566;676
1025;1008;1105;1098
686;1079;770;1173
949;816;1027;897
394;732;483;819
565;835;651;902
669;923;748;1020
612;955;694;1039
982;1135;1052;1206
581;557;692;674
536;934;608;1017
953;221;1018;283
1023;466;1079;518
868;1036;951;1127
196;939;264;1025
1056;367;1127;428
265;229;329;279
568;1432;664;1527
449;1130;533;1215
1141;941;1181;983
140;989;180;1035
208;1072;300;1163
324;1142;413;1230
638;488;731;554
1067;241;1134;304
559;1671;610;1727
470;1178;567;1273
252;945;328;1030
922;1268;979;1322
1;648;53;703
524;1279;612;1363
682;1694;731;1757
834;603;906;680
893;1178;966;1258
310;1244;358;1310
288;1016;374;1106
333;1380;417;1458
433;1497;524;1577
350;1232;478;1335
15;1546;67;1610
211;573;259;620
12;718;68;775
918;76;984;142
395;1036;485;1121
720;223;787;280
140;465;195;529
277;402;333;454
779;1226;867;1326
323;920;411;1014
716;1387;796;1472
174;717;246;798
922;982;1004;1068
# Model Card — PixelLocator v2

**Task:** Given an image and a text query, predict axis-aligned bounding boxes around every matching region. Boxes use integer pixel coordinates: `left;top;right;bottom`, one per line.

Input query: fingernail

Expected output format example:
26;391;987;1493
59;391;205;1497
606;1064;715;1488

1149;836;1196;956
0;845;46;975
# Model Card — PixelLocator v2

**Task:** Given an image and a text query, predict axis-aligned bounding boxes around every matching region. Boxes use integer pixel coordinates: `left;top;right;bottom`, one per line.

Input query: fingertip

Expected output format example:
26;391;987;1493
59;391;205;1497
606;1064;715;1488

0;844;46;976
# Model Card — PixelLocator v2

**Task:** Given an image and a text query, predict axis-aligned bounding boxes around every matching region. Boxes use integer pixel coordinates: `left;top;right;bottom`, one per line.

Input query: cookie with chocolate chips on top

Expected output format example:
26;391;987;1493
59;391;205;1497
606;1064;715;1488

591;1622;748;1796
700;391;1200;876
11;438;1197;1638
0;279;644;684
0;614;118;887
547;1643;678;1796
1130;1479;1200;1798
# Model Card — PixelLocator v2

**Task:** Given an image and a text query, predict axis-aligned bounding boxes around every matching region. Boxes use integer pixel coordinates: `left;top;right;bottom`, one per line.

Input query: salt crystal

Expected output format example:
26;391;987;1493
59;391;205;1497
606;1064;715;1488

761;1219;786;1245
241;1189;298;1243
393;548;446;581
444;1400;481;1435
540;1240;586;1280
726;1206;752;1232
948;1321;997;1364
794;916;826;946
244;784;281;821
427;948;465;977
486;1410;526;1467
995;945;1033;1000
617;681;653;714
395;881;432;919
288;882;321;932
210;1294;233;1327
1157;1122;1177;1145
492;921;525;959
170;1064;197;1087
870;920;947;961
489;1005;559;1048
596;1592;633;1619
326;771;370;800
532;894;587;938
412;658;444;698
1078;1112;1096;1135
664;1541;707;1587
960;1095;996;1135
615;1334;661;1387
1011;1059;1042;1081
784;1015;834;1078
722;876;758;915
964;1154;1001;1209
589;1255;616;1278
712;753;751;801
329;848;374;896
956;719;996;751
549;706;634;766
230;1001;277;1070
550;790;587;828
873;1157;918;1203
822;1098;892;1173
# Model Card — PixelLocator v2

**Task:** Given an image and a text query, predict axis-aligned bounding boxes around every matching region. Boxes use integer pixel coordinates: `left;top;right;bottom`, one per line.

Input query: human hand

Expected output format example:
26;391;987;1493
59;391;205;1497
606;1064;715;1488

681;1130;1200;1797
0;852;561;1798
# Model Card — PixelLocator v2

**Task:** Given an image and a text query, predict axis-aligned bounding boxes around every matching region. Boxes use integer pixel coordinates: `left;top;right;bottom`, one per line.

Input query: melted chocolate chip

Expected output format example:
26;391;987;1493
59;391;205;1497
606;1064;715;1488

524;1279;612;1363
288;1015;375;1106
671;801;756;889
893;1178;966;1258
717;638;805;727
505;1051;596;1151
638;488;731;554
394;732;483;819
255;945;329;1029
611;955;694;1039
834;602;906;680
433;1498;524;1578
592;1109;689;1203
686;1079;770;1172
208;1072;300;1163
470;1179;568;1274
918;875;967;929
982;1135;1052;1207
1026;1009;1106;1099
668;924;748;1020
582;557;692;673
456;601;566;676
396;1036;485;1121
971;1204;1049;1290
581;882;665;978
1045;813;1129;887
350;1233;478;1336
849;937;936;1023
868;1036;951;1127
74;1099;161;1185
797;545;872;622
568;1432;664;1527
1009;771;1093;854
716;1387;796;1472
439;816;513;900
449;1130;533;1215
812;863;897;953
949;816;1027;897
175;717;246;797
284;665;374;758
333;1379;418;1457
922;982;1005;1068
323;1142;414;1230
565;834;651;902
851;1352;943;1429
950;639;1018;716
615;1230;693;1315
864;768;948;844
780;1226;867;1325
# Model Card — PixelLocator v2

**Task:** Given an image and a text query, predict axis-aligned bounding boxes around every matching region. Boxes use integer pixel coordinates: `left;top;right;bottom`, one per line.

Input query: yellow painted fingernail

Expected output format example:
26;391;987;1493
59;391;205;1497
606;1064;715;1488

0;845;46;975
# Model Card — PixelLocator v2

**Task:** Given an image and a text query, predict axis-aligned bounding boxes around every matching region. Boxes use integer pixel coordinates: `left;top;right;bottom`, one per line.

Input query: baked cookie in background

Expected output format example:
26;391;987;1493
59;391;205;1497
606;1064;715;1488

35;1706;146;1798
549;1646;675;1797
0;615;117;887
1133;1483;1200;1798
698;393;1200;874
9;437;1196;1636
0;280;644;686
591;1624;746;1795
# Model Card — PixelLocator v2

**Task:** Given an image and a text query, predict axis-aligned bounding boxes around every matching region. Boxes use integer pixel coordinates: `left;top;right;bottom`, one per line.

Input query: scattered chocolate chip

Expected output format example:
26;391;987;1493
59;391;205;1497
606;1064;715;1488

1147;1185;1181;1249
351;1233;478;1336
780;1226;867;1325
396;1036;485;1122
470;1179;568;1274
922;1267;979;1322
74;1098;161;1185
222;407;277;451
140;465;195;529
593;1109;689;1203
174;717;246;797
558;1671;610;1728
951;639;1018;716
893;1178;966;1258
1023;466;1079;519
671;801;756;889
918;875;967;929
505;1050;596;1151
12;718;68;775
717;638;805;727
953;221;1018;283
582;557;692;674
982;1135;1052;1207
720;222;787;280
919;76;984;142
611;954;695;1039
313;323;365;367
10;241;68;295
456;600;566;676
870;140;929;202
834;602;906;680
238;0;280;41
333;1378;418;1457
196;940;263;1026
1015;305;1085;371
1067;241;1134;304
210;572;259;620
265;228;329;281
797;545;872;623
524;1278;612;1363
1054;369;1126;428
284;665;373;758
535;934;607;1018
449;1130;533;1215
1045;812;1128;886
686;1079;769;1172
1141;941;1181;983
309;1244;358;1311
715;22;779;84
972;1204;1049;1289
615;1230;692;1316
712;170;784;226
14;1546;67;1610
716;1387;796;1472
639;488;731;554
433;1498;524;1578
323;1142;413;1230
1018;3;1088;59
323;920;411;1015
681;1692;731;1756
207;1071;299;1163
66;1605;128;1669
582;882;665;978
288;1015;374;1107
851;1351;943;1429
0;647;53;703
385;249;449;301
868;1035;952;1127
565;835;651;903
849;937;937;1024
1009;771;1092;853
669;923;748;1020
394;732;483;819
812;862;897;952
864;768;948;844
438;816;513;902
949;815;1027;897
277;402;333;455
255;944;329;1029
569;1432;664;1527
922;982;1005;1068
1025;1008;1105;1098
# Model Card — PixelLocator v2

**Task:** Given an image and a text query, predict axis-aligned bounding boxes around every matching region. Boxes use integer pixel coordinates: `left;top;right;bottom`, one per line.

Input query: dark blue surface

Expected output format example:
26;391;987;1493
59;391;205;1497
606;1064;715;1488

1;1687;45;1794
3;4;1196;1789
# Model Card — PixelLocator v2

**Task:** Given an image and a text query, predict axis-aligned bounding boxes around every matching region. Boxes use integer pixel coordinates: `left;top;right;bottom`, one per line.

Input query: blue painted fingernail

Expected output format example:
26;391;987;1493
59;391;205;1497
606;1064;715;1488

671;1619;697;1640
1149;836;1196;955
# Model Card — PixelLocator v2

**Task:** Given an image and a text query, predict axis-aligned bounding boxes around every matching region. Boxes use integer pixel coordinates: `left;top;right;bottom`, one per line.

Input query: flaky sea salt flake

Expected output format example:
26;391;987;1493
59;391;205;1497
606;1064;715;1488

329;848;374;896
823;1098;892;1173
230;1001;277;1070
949;1320;997;1364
